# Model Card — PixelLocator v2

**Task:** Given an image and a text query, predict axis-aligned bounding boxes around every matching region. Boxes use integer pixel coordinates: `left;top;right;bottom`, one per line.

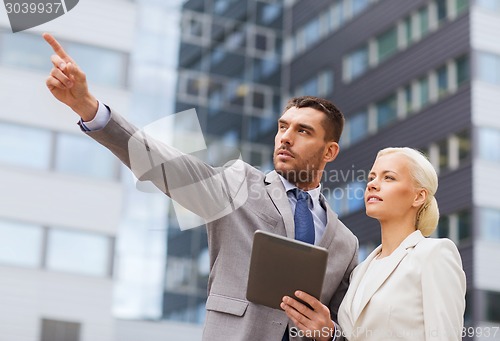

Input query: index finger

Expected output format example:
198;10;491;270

295;291;322;310
43;33;72;61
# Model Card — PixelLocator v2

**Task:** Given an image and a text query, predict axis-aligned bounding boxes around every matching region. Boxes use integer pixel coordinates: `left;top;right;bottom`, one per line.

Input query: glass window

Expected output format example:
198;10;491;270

478;52;500;85
325;187;344;216
479;128;500;162
254;32;270;52
419;76;430;107
46;228;110;277
261;3;282;24
456;55;469;86
349;111;368;144
0;220;42;267
419;7;429;36
252;90;266;110
183;14;204;38
41;319;81;341
303;77;319;96
376;95;397;129
330;1;345;30
55;133;117;180
404;16;413;44
318;70;334;96
456;0;468;14
457;210;471;242
437;65;448;97
352;0;370;15
347;181;366;213
303;18;321;47
404;84;413;114
485;291;500;323
437;215;450;239
480;208;500;241
0;121;52;170
476;0;500;11
225;31;245;50
348;46;369;80
438;138;449;172
457;129;471;162
0;32;53;72
377;28;398;62
437;0;448;22
66;44;128;88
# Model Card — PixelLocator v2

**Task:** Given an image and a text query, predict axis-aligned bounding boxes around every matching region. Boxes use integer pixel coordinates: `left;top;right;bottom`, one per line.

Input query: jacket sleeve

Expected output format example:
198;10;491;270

421;239;466;341
85;109;249;223
328;238;359;341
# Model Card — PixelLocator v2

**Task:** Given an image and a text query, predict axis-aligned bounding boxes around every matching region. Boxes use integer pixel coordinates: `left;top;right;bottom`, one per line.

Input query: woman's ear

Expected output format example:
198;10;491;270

413;188;427;208
324;142;340;163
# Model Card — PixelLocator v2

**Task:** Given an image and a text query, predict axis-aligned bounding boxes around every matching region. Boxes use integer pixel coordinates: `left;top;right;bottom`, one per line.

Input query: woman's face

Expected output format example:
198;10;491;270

365;153;424;223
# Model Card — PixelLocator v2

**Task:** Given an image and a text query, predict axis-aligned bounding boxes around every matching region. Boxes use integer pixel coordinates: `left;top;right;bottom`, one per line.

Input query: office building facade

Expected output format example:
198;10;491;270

167;0;284;323
0;0;204;339
282;0;499;339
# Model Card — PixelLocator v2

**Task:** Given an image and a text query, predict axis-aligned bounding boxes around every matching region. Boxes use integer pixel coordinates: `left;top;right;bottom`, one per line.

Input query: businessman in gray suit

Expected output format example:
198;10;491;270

44;33;358;341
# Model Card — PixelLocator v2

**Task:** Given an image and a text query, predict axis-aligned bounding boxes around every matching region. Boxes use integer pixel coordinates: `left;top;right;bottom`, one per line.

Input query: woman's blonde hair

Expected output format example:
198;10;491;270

376;147;439;237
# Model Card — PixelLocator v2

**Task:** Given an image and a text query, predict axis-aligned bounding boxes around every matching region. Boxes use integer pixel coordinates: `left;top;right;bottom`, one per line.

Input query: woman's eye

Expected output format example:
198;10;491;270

385;176;395;180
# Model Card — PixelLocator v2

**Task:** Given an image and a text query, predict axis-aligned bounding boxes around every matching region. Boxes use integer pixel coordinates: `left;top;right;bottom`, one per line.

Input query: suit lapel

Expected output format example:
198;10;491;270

317;194;336;249
343;245;381;327
353;230;425;324
264;171;294;238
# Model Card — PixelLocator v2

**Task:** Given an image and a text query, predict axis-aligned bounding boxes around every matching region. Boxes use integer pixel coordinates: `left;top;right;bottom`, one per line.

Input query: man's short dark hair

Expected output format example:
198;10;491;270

282;96;344;142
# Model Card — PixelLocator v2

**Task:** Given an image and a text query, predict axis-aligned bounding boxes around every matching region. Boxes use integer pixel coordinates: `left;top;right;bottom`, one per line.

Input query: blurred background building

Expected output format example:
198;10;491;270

0;0;499;340
277;0;499;340
0;0;201;340
166;0;283;323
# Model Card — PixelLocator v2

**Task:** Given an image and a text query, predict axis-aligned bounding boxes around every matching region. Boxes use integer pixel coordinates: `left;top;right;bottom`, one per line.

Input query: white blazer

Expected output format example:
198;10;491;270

338;230;466;341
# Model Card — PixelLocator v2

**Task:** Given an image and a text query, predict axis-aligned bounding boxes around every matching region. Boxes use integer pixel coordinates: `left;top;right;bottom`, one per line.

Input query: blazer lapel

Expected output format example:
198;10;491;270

317;194;336;249
264;171;294;238
353;230;425;324
343;245;381;327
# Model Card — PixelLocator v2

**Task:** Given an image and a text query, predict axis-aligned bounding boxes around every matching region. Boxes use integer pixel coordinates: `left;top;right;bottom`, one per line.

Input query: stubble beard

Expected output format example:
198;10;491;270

274;148;324;186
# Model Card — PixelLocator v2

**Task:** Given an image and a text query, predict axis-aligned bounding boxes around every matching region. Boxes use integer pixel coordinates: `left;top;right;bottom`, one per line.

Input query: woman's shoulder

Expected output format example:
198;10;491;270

415;236;458;252
412;236;462;265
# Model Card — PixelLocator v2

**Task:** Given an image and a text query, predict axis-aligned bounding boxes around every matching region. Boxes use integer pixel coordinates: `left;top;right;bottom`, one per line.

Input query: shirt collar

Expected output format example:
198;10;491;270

277;174;322;208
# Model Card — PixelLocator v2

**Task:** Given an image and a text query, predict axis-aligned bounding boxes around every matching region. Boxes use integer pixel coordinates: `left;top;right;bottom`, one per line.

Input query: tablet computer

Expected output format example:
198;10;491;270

246;230;328;310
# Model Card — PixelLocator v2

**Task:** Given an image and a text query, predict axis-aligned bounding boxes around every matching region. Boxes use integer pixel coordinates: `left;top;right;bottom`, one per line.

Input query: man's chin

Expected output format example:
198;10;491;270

275;168;297;183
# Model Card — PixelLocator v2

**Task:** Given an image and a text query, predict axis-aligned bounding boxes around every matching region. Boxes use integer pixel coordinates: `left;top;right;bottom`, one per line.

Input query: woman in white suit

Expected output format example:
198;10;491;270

337;147;466;341
280;147;466;340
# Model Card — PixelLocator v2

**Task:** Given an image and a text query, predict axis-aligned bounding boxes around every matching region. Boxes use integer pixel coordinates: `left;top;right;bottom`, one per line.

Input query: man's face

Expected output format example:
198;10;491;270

273;106;336;188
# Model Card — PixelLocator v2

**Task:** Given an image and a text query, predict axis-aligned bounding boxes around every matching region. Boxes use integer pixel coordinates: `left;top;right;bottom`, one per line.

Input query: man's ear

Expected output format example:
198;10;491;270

412;188;427;208
324;142;340;163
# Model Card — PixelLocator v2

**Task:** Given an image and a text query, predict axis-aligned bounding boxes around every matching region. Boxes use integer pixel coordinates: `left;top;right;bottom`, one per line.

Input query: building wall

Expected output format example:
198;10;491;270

115;319;203;341
0;0;136;340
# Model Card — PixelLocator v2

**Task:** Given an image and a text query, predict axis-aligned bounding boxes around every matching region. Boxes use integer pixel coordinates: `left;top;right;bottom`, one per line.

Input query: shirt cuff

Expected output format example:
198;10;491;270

79;100;111;131
331;322;338;341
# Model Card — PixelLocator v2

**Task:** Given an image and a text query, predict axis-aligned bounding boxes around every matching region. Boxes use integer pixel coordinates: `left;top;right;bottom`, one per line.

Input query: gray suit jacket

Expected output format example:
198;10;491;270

85;110;359;341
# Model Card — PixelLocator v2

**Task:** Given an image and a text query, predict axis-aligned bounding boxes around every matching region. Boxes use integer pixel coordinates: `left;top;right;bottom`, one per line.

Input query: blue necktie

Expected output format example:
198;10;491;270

292;189;315;245
282;189;315;341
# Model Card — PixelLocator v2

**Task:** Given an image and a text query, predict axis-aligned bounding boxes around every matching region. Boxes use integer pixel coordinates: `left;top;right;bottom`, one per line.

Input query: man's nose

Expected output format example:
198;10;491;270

280;129;293;145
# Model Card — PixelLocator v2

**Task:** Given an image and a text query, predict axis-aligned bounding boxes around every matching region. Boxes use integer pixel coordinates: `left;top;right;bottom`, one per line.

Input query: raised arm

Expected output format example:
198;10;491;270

43;33;249;226
43;33;98;122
